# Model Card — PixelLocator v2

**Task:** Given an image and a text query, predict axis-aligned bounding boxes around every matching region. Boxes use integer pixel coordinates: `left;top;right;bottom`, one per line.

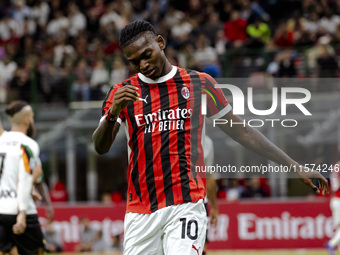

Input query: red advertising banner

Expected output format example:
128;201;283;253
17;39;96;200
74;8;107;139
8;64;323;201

37;198;333;252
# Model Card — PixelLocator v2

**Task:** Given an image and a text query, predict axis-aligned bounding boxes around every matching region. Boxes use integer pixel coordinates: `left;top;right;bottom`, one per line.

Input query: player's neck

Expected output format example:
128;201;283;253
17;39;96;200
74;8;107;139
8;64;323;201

160;60;173;77
11;125;28;135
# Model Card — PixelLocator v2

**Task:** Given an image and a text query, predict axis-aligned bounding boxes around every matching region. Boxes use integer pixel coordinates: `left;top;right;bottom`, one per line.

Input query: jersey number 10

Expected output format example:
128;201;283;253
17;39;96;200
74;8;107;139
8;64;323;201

180;218;198;240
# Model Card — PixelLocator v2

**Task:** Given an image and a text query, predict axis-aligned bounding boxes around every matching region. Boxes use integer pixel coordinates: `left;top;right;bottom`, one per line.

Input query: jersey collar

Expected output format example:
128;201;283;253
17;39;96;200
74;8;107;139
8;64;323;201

138;65;177;84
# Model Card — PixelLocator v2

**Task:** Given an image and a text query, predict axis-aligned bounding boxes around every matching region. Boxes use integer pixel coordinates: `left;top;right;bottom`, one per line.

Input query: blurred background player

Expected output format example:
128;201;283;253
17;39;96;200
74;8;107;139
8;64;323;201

1;107;54;223
0;101;45;255
327;160;340;255
203;135;218;255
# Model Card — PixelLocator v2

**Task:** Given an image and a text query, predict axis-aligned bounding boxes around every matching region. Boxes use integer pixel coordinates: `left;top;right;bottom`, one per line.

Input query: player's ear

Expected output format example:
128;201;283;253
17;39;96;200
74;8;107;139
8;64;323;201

156;35;166;50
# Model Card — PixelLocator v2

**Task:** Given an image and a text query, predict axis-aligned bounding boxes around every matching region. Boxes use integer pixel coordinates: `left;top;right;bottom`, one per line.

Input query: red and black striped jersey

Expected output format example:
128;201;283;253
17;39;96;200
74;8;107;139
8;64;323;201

101;66;231;214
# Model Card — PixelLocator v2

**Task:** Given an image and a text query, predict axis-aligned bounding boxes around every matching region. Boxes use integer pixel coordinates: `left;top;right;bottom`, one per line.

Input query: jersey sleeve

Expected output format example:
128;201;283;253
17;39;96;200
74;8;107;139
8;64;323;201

100;83;126;125
17;145;34;212
27;140;43;183
203;74;232;120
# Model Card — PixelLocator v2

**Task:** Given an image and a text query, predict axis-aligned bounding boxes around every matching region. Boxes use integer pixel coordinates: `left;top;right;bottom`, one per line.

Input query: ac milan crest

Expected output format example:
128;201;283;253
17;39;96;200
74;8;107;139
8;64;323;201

181;86;190;99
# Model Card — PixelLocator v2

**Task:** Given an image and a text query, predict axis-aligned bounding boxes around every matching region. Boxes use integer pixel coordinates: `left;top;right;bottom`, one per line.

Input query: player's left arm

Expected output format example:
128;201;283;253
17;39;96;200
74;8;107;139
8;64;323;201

33;164;54;222
218;111;329;195
35;181;54;222
206;176;218;227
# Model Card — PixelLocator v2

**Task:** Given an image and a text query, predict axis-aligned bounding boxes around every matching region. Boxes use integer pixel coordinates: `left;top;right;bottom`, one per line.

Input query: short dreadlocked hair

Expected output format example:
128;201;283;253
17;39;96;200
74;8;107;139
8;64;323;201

119;20;157;48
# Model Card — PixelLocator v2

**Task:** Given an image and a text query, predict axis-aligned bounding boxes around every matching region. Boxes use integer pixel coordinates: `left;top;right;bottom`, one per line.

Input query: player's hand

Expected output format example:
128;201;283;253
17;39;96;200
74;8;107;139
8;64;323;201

111;85;139;116
210;207;218;228
13;211;26;235
297;167;329;195
46;205;54;223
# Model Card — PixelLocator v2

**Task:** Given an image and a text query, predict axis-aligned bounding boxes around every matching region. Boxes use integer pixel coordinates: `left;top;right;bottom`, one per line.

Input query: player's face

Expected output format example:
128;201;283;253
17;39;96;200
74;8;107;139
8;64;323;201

123;34;167;80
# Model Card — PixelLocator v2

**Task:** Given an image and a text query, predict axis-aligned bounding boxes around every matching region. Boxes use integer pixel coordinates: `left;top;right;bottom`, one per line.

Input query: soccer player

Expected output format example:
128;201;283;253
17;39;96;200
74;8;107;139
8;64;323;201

0;101;45;255
327;161;340;255
1;108;54;223
92;20;329;255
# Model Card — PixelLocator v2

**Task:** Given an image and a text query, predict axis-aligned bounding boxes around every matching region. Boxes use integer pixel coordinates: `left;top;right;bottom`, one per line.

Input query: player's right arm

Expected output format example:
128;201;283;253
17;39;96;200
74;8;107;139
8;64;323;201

92;85;139;154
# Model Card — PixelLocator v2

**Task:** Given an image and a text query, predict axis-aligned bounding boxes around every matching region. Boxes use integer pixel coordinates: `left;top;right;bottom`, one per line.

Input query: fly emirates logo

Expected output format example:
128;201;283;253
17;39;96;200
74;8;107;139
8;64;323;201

135;108;193;133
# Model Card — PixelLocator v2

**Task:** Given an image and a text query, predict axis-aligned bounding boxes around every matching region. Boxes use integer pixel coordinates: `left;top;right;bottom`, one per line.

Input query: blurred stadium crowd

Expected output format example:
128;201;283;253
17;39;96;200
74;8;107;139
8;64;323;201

0;0;340;105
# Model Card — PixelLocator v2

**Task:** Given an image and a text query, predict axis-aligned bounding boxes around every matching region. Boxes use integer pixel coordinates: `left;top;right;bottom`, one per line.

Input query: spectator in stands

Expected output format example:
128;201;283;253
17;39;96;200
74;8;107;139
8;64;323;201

11;0;32;26
75;217;94;252
334;24;340;43
9;60;32;102
215;29;227;61
319;9;340;35
224;11;247;48
286;10;308;46
43;221;63;253
104;33;121;55
72;58;91;101
101;192;113;204
274;22;294;48
225;178;244;201
249;0;270;22
316;45;339;78
178;43;197;69
145;0;162;26
241;176;267;199
31;0;50;29
110;57;128;86
90;59;109;100
47;10;69;38
92;230;110;252
278;50;297;78
170;15;193;48
165;46;179;66
306;35;335;74
40;62;70;104
111;234;123;252
53;35;75;67
50;180;68;202
194;33;218;70
0;54;17;103
246;18;271;48
99;2;123;34
0;14;21;43
303;11;320;35
40;62;59;102
67;2;86;38
164;6;184;28
202;12;222;47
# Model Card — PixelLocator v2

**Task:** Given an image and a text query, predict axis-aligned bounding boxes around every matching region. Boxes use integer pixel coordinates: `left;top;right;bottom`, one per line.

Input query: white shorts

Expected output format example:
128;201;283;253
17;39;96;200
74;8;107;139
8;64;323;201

123;199;207;255
331;197;340;226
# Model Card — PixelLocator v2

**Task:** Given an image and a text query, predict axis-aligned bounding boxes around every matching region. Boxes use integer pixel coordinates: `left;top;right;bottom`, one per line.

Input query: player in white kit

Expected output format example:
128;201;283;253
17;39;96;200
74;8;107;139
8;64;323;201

0;101;44;255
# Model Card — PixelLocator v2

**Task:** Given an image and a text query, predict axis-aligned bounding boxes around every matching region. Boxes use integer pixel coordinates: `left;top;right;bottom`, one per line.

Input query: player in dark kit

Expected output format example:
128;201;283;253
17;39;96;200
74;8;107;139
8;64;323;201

93;20;329;255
